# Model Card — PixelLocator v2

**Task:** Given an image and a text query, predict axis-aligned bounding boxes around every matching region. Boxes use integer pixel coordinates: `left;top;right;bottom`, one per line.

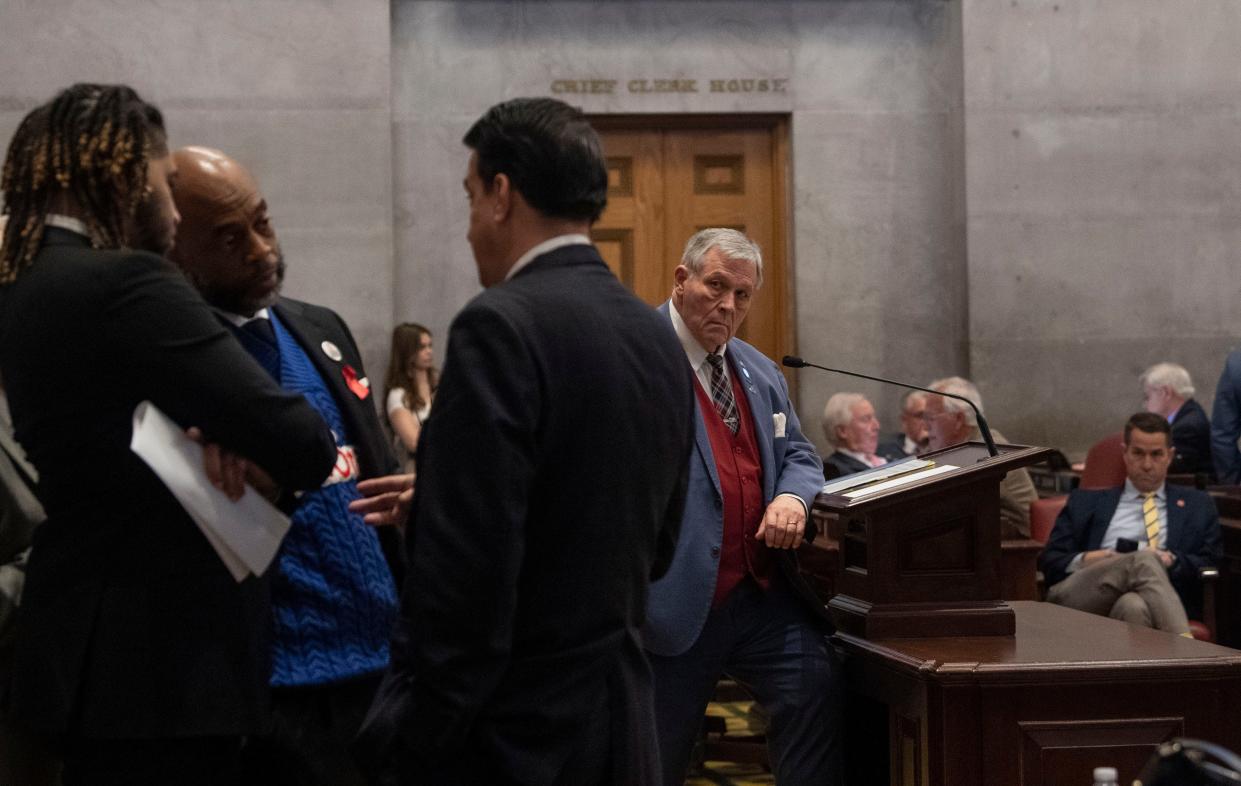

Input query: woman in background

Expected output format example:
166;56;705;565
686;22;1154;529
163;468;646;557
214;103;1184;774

384;323;437;473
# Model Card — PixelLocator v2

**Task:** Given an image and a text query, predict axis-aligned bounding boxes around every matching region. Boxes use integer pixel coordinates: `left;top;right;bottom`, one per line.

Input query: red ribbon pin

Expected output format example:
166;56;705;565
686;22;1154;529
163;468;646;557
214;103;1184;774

342;364;370;400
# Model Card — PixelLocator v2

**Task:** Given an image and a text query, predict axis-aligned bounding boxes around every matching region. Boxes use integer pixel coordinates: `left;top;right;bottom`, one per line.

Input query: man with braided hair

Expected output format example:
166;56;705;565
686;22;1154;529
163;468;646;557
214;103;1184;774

0;84;337;784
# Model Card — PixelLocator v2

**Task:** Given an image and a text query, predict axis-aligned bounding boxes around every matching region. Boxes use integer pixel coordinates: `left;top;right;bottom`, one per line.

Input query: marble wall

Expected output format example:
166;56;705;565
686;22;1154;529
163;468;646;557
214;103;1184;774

0;0;396;383
962;0;1241;457
11;1;1225;461
391;0;969;457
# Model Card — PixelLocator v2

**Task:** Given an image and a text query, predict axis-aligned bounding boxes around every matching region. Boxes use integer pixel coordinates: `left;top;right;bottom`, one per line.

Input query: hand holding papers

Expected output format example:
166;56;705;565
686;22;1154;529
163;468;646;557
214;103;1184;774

130;401;290;581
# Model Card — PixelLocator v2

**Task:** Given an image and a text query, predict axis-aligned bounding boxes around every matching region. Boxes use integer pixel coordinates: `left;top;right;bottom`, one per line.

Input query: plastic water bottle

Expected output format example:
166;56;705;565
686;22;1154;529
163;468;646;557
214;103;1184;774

1092;766;1119;786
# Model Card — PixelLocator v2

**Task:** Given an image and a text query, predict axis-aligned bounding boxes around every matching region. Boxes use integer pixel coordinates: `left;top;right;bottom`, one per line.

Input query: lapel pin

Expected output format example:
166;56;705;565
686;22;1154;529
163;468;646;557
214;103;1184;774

321;341;343;362
342;364;370;400
1176;499;1185;508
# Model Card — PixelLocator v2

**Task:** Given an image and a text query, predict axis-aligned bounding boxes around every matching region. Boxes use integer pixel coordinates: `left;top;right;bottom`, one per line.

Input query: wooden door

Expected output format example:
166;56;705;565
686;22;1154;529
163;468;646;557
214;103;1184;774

590;117;792;364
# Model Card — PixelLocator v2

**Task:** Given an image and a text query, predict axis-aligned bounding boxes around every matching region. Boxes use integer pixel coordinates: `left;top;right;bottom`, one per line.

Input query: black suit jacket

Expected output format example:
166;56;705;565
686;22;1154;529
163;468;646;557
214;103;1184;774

356;244;695;785
0;228;336;738
1171;398;1215;478
224;297;405;582
269;298;398;481
823;449;871;481
876;432;911;461
1038;485;1222;618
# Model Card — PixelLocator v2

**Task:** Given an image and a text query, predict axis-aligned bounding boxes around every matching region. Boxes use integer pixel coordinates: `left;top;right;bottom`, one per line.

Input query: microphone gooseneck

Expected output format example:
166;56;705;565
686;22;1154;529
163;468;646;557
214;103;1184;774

781;355;999;457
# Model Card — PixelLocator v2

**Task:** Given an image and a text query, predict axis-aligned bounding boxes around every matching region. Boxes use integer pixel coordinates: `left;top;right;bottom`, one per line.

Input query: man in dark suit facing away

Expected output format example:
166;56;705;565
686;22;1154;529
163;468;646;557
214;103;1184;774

0;84;337;785
352;98;695;784
1141;362;1214;479
168;146;402;786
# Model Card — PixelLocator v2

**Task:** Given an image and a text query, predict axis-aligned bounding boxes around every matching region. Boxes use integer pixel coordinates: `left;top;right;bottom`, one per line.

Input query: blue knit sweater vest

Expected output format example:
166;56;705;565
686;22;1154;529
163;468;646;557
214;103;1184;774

255;313;398;687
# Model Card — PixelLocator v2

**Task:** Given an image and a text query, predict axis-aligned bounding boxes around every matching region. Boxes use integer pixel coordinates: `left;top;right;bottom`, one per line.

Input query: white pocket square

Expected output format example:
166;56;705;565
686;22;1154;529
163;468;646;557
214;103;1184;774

773;412;787;438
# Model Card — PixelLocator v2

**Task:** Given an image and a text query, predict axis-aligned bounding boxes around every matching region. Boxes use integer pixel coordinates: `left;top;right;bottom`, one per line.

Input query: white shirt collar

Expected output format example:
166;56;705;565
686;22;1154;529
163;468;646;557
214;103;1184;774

1124;477;1166;500
668;299;725;376
221;307;271;328
504;234;592;281
45;214;90;237
839;448;881;466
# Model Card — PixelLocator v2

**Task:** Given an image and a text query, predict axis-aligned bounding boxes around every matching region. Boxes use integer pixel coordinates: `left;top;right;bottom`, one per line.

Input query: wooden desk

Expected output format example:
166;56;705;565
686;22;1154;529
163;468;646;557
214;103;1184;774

1215;514;1241;647
838;601;1241;785
1206;488;1241;646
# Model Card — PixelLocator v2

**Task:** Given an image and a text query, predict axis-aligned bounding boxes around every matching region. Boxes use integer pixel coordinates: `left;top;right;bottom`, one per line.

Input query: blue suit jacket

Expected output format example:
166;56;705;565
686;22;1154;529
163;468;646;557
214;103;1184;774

643;303;825;657
1038;485;1222;619
1212;349;1241;483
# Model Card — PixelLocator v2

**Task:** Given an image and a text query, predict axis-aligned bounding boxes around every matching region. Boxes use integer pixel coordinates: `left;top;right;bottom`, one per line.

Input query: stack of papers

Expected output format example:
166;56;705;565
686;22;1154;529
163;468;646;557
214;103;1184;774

842;464;958;499
821;457;961;500
821;457;935;495
130;401;290;582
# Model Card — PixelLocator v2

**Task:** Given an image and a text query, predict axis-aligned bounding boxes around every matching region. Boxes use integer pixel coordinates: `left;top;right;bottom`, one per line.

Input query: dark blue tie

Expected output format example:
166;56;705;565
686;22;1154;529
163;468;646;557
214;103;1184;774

235;318;281;381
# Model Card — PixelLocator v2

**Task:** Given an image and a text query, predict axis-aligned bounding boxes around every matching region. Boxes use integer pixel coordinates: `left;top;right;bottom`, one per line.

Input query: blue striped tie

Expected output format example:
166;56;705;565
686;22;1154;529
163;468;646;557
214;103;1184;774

705;353;739;434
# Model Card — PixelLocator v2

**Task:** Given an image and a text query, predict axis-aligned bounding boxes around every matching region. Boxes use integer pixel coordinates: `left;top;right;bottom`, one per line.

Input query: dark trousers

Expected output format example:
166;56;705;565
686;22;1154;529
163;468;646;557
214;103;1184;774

241;672;382;786
61;735;242;786
649;577;842;786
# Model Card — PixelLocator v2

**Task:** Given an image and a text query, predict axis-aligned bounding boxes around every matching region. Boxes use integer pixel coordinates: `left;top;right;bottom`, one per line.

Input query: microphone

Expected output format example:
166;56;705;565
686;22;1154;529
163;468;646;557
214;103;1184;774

782;355;999;457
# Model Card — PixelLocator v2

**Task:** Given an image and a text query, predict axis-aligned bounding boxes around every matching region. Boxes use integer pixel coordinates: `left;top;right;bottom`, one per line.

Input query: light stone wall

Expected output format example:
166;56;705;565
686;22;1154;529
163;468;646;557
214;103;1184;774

0;0;396;388
962;0;1241;458
392;0;969;457
12;1;1225;462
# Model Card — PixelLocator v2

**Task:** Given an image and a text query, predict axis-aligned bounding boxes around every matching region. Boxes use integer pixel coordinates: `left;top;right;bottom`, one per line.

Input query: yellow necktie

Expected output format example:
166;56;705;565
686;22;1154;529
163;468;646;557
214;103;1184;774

1142;492;1161;550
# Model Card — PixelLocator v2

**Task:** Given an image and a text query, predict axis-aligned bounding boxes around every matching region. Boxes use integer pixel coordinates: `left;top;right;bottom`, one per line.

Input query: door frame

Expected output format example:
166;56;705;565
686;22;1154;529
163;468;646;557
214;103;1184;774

587;113;797;391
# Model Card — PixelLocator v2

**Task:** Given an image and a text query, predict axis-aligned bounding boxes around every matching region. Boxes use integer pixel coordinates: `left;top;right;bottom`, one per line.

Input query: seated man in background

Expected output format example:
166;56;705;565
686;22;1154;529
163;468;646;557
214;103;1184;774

1141;362;1214;479
924;376;1037;538
1039;412;1221;635
877;390;928;460
822;392;886;479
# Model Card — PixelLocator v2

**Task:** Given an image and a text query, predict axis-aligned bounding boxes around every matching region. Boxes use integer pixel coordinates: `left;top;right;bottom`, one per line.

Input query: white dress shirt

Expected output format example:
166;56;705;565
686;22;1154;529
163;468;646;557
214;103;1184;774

1067;479;1169;573
505;234;593;281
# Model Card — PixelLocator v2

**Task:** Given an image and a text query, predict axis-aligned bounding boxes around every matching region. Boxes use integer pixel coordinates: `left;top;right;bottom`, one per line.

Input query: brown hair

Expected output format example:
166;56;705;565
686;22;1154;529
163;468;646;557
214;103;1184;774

1;83;167;283
384;322;438;413
1124;411;1172;447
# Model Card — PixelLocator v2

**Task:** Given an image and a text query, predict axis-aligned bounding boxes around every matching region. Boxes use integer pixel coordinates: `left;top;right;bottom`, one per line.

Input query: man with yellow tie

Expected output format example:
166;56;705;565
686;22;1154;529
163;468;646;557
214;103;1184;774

1040;412;1222;634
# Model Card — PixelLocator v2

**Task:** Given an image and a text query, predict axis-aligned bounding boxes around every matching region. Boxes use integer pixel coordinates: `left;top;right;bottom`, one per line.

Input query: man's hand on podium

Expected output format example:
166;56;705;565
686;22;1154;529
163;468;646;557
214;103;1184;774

756;495;806;549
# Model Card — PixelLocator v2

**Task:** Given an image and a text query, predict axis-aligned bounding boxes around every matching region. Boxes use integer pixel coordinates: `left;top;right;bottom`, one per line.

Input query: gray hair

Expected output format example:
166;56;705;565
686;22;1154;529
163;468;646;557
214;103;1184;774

928;376;983;429
1140;362;1195;399
681;228;764;288
822;392;866;448
902;390;928;412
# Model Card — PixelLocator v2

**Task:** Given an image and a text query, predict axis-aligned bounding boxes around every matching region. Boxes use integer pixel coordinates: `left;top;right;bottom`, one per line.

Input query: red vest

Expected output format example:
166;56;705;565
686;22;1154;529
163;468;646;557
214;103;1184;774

695;362;770;607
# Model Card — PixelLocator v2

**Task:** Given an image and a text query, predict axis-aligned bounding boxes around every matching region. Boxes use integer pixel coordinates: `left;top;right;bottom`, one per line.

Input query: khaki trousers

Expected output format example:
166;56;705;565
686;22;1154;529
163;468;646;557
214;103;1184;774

1046;550;1190;634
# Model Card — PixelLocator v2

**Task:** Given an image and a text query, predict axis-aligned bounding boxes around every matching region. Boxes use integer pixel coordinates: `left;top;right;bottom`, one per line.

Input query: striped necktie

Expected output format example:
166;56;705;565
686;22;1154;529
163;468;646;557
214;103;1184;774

1142;491;1161;550
705;353;739;434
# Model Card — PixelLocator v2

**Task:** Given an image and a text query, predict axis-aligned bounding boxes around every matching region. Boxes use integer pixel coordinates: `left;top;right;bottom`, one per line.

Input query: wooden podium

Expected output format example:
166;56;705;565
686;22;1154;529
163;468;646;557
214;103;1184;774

814;441;1052;639
810;441;1241;784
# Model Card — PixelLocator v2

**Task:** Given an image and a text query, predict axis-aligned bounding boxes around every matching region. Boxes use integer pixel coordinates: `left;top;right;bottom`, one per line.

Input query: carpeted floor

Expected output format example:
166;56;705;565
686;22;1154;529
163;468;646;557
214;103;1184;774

683;700;774;786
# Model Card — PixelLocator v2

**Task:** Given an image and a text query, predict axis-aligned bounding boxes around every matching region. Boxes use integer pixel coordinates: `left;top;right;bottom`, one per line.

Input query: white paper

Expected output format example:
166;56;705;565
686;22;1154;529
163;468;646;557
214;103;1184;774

842;464;959;499
129;401;291;581
821;457;935;496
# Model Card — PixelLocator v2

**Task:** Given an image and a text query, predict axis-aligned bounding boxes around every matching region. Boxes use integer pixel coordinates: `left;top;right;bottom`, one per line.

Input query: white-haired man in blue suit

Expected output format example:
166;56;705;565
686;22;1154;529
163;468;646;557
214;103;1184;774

645;228;841;785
